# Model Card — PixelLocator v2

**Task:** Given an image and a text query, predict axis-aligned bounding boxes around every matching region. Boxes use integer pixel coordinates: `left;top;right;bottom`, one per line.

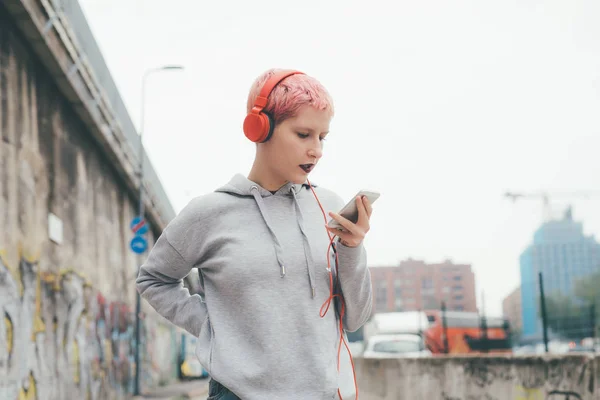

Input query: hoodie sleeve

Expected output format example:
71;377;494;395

136;199;208;337
336;241;373;332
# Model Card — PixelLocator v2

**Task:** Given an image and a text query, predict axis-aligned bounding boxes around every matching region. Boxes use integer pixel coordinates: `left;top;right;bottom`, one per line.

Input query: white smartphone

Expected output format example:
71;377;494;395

327;190;380;229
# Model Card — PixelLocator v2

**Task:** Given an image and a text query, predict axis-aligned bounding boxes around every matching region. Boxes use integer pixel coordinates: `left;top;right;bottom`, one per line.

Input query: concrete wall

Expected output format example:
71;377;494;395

0;6;180;400
355;355;599;400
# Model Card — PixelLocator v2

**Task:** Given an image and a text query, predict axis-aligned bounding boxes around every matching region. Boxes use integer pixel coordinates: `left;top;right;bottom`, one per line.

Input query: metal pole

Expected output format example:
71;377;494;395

481;291;488;353
137;71;148;218
137;65;183;218
133;65;184;396
441;301;449;354
134;69;150;398
134;295;142;395
590;303;596;339
538;272;549;353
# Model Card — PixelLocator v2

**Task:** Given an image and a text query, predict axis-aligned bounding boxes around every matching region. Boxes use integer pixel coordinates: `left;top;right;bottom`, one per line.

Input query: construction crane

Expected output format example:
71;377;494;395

504;190;600;221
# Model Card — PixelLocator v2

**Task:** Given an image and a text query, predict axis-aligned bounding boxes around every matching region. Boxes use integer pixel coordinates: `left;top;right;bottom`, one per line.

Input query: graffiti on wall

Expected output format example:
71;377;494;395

458;358;591;400
0;252;147;400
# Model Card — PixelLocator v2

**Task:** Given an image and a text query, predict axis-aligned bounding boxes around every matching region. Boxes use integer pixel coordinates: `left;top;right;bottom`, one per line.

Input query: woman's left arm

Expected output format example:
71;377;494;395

326;196;374;332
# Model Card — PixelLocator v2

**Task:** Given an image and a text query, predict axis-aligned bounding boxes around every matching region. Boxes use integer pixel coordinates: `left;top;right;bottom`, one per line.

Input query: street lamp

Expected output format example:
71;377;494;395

134;64;184;396
137;65;184;216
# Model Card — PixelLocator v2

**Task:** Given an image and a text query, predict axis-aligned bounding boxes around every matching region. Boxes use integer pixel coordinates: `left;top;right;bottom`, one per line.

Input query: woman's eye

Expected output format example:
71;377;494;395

297;133;309;139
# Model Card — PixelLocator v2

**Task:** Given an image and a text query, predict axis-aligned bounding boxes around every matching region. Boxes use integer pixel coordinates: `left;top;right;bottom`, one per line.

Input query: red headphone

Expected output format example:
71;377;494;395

243;70;305;143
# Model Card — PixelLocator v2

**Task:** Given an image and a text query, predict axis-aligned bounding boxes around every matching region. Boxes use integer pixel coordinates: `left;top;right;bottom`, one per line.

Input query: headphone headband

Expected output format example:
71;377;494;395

243;70;305;143
256;70;304;109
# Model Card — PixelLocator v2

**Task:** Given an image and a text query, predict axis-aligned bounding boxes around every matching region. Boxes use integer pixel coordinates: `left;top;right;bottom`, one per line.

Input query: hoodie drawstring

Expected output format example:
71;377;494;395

249;185;317;298
291;187;317;298
250;186;288;278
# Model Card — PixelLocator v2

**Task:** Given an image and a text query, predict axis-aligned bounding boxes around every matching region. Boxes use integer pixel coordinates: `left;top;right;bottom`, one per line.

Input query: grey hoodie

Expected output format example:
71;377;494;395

136;174;372;399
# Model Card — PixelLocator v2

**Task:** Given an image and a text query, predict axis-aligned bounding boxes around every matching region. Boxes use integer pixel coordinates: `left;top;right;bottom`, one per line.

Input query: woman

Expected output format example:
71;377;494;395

136;68;374;400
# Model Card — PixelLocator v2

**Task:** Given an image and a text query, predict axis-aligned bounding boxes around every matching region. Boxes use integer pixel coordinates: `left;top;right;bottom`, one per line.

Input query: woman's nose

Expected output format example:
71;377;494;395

308;147;323;160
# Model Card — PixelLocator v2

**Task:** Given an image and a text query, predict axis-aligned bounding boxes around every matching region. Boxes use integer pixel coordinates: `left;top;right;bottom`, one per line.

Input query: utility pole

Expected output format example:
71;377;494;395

538;272;549;353
133;65;184;396
480;291;488;353
441;301;449;354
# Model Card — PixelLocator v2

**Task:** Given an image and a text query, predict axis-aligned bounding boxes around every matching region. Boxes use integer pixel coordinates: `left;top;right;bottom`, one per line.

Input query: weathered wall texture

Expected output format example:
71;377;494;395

355;354;599;400
0;6;179;399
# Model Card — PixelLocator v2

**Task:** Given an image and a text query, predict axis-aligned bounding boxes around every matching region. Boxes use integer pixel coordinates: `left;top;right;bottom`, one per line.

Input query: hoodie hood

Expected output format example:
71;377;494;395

214;173;306;198
215;174;318;297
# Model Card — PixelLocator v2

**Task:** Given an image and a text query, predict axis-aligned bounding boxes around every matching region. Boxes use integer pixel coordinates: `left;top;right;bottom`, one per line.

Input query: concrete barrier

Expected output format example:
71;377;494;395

354;354;599;399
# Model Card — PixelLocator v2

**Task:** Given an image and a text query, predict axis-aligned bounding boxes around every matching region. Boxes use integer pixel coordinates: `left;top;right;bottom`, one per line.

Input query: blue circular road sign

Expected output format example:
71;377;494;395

130;216;149;235
130;235;148;254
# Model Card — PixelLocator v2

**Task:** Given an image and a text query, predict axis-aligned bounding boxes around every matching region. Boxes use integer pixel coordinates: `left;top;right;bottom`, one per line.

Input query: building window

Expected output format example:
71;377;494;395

394;279;402;297
421;278;434;296
453;276;462;281
453;295;464;301
422;295;438;310
377;288;387;301
394;298;403;310
376;282;387;307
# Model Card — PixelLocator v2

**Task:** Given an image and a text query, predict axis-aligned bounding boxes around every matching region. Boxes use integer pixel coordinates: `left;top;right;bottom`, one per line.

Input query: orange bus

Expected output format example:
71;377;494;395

423;310;512;355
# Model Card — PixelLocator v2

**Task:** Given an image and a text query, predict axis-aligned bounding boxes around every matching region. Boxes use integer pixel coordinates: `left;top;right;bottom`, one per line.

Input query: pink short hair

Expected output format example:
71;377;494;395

246;68;334;125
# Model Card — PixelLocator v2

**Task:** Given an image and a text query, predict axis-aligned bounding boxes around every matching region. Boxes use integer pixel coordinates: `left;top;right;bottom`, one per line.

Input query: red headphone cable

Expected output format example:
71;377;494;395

307;180;359;400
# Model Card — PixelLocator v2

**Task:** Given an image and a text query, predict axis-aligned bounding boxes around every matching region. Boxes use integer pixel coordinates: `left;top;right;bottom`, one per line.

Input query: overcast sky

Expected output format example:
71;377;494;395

78;0;600;316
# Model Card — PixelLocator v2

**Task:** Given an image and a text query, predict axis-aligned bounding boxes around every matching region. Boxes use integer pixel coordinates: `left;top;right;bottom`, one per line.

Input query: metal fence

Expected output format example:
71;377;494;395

536;271;600;349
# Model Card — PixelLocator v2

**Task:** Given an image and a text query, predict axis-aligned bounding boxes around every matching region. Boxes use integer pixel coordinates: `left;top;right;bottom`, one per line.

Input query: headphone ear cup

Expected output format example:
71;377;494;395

262;112;275;142
243;112;271;143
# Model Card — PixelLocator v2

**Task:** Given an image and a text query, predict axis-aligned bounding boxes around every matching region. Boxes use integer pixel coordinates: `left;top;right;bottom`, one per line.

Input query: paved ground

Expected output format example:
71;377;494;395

133;378;210;400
